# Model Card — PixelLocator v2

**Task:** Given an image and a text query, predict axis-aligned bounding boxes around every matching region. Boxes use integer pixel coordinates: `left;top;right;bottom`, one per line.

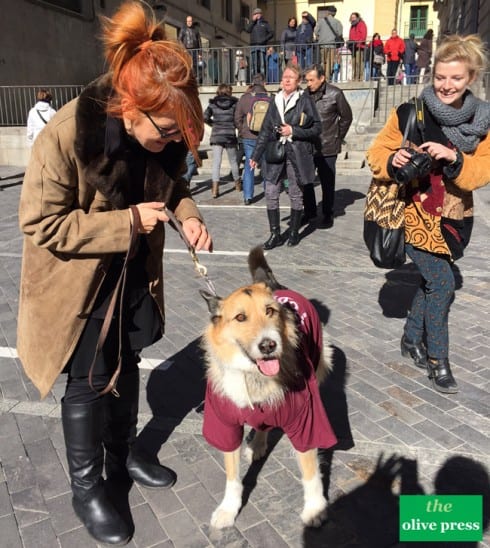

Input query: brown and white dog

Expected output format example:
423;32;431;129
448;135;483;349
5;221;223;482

200;247;337;529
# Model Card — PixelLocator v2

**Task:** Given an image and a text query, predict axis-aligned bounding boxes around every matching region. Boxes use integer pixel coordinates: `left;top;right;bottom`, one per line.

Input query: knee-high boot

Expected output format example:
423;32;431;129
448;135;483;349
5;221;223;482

287;209;303;246
103;371;176;489
61;399;131;545
263;209;283;250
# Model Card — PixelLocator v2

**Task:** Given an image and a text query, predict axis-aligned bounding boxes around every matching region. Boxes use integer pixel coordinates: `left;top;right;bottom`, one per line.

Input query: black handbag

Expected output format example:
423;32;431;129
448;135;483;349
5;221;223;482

363;180;406;269
265;140;285;164
363;101;420;269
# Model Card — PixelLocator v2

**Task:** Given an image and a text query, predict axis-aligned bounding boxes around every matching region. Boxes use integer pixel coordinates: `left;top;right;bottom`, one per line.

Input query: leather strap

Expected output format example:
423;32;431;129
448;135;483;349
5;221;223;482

88;205;141;397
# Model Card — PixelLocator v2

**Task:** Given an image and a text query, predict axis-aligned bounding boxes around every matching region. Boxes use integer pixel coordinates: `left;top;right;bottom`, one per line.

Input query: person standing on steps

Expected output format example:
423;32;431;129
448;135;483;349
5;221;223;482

178;15;202;73
367;34;490;395
304;64;352;229
250;64;321;249
17;2;212;545
245;8;274;77
384;29;405;85
204;83;241;199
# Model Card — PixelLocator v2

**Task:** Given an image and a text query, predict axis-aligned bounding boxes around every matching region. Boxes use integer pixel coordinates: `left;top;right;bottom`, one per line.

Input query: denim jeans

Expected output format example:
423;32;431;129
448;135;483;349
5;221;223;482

182;151;197;183
251;47;267;75
404;63;418;84
242;138;257;200
297;45;313;70
404;244;456;360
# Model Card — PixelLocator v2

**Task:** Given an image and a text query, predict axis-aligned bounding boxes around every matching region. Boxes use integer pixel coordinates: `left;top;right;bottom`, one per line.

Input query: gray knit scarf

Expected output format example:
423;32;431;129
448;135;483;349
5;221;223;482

420;86;490;152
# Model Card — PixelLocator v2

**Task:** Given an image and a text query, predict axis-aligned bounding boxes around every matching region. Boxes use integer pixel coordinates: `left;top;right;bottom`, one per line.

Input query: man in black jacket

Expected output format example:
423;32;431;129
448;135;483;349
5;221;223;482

178;15;202;71
296;11;316;70
304;64;353;228
245;8;274;77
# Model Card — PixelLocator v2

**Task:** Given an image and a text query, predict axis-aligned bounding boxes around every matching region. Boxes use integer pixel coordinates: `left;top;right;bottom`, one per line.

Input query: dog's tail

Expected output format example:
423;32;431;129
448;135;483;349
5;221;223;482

248;246;285;291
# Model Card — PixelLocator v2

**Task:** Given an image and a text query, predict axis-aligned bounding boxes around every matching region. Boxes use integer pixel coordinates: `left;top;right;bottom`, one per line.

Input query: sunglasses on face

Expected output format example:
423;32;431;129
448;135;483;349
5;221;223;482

143;112;182;140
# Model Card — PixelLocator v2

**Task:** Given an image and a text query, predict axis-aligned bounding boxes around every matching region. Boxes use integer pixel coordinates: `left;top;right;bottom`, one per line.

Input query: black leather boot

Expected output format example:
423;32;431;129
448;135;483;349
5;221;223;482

427;358;458;394
401;335;427;368
287;209;303;247
263;209;283;250
104;371;176;489
61;399;131;545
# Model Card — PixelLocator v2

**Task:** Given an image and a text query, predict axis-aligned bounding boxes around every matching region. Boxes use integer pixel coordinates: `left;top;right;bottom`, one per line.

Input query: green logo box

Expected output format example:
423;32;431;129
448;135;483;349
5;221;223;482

399;495;483;542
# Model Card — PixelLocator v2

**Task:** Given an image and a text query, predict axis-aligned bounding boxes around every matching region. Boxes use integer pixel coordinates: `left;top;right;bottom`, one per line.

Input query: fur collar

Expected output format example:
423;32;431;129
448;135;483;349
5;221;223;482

74;74;187;209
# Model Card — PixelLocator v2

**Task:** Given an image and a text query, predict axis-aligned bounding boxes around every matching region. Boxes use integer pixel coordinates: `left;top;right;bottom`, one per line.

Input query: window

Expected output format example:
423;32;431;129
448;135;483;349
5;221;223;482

240;2;250;28
28;0;94;19
198;0;211;9
409;5;429;38
223;0;233;23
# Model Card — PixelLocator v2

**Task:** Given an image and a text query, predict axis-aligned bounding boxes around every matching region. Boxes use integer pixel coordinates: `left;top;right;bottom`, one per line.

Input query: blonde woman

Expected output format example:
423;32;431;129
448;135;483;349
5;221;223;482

367;35;490;395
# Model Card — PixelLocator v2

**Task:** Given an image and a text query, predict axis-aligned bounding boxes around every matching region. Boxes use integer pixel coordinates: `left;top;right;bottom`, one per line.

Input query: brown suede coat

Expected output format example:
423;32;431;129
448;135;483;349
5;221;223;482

17;75;203;399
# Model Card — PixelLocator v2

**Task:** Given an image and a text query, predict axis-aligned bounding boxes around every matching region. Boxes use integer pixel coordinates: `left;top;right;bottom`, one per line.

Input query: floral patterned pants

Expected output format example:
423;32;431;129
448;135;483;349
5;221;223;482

404;244;455;360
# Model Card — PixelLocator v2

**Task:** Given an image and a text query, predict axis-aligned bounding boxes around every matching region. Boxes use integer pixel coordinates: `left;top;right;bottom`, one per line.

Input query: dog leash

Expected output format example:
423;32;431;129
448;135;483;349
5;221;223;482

162;206;217;296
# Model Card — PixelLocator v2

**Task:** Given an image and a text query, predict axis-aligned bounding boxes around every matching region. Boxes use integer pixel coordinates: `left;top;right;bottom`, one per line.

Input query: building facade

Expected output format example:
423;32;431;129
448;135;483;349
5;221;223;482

0;0;487;86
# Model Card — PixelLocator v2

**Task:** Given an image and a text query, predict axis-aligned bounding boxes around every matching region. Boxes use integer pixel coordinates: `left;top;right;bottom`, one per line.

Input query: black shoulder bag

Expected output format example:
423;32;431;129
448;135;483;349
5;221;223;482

363;99;423;269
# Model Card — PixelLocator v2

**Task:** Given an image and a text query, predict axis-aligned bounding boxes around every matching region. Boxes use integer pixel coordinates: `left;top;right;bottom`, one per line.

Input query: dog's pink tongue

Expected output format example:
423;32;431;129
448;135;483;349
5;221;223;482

257;358;280;376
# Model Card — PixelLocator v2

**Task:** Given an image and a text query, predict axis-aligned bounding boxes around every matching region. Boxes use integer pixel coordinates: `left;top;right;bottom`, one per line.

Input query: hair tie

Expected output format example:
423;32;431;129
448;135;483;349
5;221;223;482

139;40;154;51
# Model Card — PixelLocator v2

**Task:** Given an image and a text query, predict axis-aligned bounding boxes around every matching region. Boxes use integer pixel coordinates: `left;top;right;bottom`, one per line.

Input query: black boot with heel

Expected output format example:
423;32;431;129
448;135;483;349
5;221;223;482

104;371;177;489
263;209;283;250
287;209;303;247
427;358;458;394
401;335;427;368
61;398;132;545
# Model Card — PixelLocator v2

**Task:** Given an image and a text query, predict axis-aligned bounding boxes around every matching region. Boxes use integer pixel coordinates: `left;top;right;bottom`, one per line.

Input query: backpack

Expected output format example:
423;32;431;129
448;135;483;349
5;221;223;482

247;92;272;133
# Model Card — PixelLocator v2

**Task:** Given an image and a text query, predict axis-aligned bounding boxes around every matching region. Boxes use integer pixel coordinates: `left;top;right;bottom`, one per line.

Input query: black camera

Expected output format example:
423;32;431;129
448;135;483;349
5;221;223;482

394;148;432;185
274;125;283;137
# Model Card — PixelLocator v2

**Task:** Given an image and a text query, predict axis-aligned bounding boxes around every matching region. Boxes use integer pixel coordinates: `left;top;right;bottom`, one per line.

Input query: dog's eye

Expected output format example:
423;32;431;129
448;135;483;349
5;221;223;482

235;313;247;322
265;306;275;317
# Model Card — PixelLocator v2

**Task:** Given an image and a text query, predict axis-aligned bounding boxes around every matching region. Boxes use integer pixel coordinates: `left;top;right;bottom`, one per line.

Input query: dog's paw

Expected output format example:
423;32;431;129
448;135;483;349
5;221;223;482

210;506;239;529
301;497;328;528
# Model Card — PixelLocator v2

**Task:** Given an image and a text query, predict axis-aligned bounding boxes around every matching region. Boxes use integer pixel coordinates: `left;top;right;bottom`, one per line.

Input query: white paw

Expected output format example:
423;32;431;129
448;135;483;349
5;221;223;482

301;496;328;528
210;505;239;529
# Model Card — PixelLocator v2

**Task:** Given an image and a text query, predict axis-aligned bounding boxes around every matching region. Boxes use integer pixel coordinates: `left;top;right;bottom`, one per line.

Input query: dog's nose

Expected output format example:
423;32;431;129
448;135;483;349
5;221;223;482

258;338;277;355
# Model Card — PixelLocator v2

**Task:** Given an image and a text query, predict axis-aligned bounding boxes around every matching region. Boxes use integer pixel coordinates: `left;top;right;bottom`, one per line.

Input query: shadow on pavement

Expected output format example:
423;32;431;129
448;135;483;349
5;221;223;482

334;189;366;218
378;263;463;319
303;453;490;548
135;338;206;458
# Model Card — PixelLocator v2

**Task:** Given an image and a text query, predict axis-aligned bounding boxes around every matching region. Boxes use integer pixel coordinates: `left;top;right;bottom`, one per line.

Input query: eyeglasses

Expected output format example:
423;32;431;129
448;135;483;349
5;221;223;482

143;112;181;140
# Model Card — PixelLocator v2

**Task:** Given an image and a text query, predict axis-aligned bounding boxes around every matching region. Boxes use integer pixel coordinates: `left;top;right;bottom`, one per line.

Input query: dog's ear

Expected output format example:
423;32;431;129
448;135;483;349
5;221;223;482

248;246;283;290
200;290;222;321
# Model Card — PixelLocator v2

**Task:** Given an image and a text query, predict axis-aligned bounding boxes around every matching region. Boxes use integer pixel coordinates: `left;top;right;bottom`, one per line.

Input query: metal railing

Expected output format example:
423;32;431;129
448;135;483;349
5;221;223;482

1;44;488;127
0;85;84;126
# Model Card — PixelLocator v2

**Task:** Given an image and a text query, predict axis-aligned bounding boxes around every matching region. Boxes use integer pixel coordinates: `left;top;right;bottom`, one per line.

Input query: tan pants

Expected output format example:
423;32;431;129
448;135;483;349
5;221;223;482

352;49;364;81
321;46;336;80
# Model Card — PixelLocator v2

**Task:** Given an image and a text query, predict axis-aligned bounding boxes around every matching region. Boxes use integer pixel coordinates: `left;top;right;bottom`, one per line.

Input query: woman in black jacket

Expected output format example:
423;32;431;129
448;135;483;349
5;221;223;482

204;84;240;198
251;64;321;248
281;17;298;66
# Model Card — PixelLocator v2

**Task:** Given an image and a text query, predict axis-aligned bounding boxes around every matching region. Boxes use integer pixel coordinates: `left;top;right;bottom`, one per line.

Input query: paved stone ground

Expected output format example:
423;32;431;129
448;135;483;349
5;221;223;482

0;164;489;548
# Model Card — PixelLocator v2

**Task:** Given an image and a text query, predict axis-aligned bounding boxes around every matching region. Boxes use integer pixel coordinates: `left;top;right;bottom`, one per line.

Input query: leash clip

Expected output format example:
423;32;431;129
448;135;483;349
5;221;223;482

190;248;208;277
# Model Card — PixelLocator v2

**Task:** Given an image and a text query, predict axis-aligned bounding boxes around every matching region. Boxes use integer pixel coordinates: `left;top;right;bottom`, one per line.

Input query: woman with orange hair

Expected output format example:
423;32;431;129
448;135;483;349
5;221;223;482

17;2;212;544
